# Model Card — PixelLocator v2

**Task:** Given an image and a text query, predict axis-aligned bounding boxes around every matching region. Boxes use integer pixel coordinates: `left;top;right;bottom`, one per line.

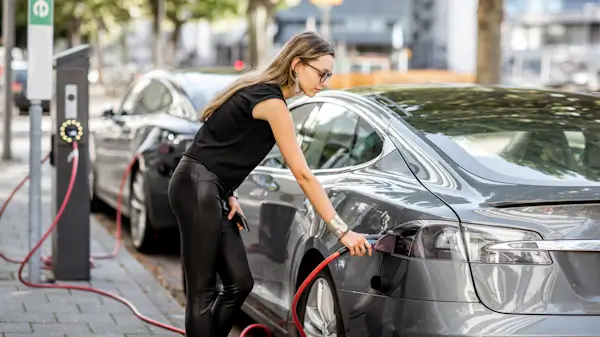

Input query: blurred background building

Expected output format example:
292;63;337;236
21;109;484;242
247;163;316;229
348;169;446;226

504;0;600;90
5;0;600;93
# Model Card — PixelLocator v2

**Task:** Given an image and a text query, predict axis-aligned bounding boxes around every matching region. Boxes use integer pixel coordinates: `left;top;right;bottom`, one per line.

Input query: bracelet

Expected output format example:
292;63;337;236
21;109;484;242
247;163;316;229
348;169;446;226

326;214;349;238
337;228;349;240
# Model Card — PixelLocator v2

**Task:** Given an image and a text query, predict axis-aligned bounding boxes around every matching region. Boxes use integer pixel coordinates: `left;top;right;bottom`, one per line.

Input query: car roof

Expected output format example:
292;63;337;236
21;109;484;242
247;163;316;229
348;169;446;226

12;60;28;70
346;84;600;116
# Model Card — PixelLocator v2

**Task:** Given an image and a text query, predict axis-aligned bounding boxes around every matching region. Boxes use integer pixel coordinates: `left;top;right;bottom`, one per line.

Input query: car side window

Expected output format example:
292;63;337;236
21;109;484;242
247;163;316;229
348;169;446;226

260;103;321;168
348;118;384;165
299;103;359;170
131;79;173;115
117;79;150;115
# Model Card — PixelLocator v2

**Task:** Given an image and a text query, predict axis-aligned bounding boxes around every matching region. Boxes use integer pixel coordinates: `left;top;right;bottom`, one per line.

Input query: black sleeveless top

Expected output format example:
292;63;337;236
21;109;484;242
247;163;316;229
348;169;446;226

183;83;286;191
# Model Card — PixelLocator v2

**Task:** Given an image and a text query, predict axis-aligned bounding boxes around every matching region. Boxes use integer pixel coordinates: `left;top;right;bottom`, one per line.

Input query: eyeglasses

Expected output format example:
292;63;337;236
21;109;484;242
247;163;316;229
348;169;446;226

302;61;333;83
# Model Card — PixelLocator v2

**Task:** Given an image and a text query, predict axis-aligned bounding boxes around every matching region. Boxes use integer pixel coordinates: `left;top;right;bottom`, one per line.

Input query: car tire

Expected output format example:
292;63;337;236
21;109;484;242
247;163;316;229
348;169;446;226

130;170;156;253
295;268;345;337
89;164;102;213
182;263;186;295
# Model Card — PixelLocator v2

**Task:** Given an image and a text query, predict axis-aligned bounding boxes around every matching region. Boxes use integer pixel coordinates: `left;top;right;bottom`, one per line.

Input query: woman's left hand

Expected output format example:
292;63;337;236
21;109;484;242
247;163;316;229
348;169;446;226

227;196;244;230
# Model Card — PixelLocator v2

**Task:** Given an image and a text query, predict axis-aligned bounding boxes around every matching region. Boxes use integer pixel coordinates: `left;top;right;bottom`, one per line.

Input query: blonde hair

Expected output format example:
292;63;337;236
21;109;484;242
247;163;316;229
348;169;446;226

200;31;335;122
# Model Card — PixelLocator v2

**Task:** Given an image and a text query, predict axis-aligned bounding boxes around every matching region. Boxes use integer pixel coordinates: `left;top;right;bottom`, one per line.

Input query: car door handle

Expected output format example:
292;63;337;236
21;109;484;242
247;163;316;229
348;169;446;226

252;174;280;192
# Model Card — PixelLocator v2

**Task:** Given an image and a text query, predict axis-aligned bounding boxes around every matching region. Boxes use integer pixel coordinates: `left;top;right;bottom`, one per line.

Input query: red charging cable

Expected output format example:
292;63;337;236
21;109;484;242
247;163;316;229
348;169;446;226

0;141;340;336
0;151;137;268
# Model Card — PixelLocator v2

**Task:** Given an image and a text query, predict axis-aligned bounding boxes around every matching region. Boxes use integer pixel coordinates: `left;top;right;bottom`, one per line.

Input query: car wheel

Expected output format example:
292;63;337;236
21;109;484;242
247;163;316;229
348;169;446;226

130;171;155;253
296;269;344;337
89;164;101;213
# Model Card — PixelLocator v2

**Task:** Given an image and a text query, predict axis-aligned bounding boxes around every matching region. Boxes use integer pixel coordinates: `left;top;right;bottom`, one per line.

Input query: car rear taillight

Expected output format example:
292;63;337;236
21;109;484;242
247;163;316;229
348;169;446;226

12;82;22;93
463;223;552;265
388;220;551;265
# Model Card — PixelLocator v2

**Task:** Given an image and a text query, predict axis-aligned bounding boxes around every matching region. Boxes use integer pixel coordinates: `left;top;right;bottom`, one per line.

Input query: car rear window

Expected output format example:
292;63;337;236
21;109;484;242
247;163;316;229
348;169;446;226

14;69;27;83
404;108;600;185
173;73;238;111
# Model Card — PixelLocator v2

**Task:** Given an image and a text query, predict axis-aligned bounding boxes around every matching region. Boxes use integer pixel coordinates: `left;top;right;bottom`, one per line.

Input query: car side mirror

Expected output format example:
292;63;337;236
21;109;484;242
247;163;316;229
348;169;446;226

102;105;114;118
252;174;280;192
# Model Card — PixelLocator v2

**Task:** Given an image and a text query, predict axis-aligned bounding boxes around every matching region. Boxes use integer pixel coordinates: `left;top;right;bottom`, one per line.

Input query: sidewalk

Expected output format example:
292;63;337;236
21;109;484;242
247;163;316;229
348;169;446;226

0;149;186;336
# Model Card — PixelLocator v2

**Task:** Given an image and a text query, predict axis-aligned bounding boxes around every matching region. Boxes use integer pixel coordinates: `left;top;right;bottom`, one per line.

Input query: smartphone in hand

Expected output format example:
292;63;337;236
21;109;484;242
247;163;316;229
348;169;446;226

232;211;249;232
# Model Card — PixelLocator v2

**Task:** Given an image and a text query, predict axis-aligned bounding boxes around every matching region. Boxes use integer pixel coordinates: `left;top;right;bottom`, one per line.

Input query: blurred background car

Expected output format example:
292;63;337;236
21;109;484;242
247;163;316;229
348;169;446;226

11;61;51;115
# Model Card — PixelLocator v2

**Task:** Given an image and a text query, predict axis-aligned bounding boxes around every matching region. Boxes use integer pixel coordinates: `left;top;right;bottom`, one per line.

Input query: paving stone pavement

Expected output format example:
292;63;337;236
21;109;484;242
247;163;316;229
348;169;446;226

0;143;186;336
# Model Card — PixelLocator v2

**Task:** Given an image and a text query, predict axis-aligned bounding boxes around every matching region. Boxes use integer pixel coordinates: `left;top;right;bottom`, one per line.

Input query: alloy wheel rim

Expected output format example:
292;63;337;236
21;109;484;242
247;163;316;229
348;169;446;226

303;278;337;337
130;173;147;248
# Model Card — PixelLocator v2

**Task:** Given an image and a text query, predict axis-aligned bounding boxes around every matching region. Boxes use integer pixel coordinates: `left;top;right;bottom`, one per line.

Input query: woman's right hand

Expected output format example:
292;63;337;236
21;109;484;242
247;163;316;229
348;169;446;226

340;231;372;257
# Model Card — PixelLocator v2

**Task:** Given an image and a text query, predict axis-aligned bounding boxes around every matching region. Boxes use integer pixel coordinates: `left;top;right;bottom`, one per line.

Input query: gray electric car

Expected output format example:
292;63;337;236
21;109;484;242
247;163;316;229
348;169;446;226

234;85;600;336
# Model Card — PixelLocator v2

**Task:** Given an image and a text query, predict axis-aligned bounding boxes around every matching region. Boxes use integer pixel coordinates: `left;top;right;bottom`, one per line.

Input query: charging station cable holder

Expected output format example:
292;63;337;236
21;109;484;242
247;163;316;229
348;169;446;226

59;119;84;143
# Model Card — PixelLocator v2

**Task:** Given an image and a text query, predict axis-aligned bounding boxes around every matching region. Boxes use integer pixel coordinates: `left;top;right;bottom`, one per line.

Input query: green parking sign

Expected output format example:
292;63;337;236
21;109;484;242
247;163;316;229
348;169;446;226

29;0;53;26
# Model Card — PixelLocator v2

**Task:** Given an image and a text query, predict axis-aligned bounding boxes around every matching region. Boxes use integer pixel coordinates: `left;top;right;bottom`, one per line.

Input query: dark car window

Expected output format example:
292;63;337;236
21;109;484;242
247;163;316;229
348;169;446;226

292;104;318;133
14;69;27;84
299;103;359;170
404;109;600;185
117;78;151;115
348;118;384;165
132;79;172;115
172;72;238;112
260;103;321;169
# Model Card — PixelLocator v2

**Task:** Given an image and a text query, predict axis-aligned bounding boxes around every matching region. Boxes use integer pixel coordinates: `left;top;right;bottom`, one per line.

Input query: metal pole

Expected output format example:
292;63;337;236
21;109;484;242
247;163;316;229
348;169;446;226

320;5;332;41
155;0;164;68
28;100;42;283
2;0;15;160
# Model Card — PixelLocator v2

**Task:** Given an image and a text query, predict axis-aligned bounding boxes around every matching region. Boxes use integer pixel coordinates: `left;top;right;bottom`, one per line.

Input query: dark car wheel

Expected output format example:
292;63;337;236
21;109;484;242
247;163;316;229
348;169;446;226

296;269;345;337
130;171;155;253
89;164;102;213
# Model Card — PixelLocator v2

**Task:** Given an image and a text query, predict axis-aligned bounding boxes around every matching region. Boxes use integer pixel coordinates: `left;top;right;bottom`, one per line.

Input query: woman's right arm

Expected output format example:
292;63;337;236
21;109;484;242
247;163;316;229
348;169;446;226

252;98;371;257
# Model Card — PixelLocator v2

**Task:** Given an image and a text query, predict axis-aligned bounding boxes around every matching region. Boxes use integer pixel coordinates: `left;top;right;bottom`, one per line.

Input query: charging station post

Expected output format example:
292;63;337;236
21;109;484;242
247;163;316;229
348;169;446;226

51;45;91;281
27;0;54;283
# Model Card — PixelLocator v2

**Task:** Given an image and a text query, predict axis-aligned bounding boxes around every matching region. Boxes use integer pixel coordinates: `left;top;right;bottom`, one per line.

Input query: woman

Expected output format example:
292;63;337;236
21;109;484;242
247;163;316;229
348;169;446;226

167;31;372;337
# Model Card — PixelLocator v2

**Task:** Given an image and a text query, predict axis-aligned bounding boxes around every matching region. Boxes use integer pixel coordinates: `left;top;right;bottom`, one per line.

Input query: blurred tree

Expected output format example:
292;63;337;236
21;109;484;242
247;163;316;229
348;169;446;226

53;0;137;47
0;0;46;48
146;0;239;67
2;0;132;48
167;0;238;66
476;0;503;84
2;1;35;47
245;0;287;68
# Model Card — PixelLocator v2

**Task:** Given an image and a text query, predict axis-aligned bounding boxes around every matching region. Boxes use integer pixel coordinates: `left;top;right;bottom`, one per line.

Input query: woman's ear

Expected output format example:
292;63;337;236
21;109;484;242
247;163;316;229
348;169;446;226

291;57;301;73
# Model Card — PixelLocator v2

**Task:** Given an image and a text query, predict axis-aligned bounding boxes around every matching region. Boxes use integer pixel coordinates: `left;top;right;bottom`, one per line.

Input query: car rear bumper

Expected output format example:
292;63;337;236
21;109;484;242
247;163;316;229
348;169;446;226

343;292;600;336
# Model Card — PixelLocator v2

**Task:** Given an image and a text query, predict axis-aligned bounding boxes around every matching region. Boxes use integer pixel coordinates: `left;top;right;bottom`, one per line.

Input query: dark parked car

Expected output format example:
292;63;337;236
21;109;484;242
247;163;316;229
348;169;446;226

12;61;51;114
88;70;238;251
95;80;600;336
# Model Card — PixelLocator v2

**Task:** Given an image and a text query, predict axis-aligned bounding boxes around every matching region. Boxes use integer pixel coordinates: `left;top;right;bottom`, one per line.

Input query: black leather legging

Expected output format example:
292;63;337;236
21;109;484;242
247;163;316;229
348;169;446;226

167;156;254;337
